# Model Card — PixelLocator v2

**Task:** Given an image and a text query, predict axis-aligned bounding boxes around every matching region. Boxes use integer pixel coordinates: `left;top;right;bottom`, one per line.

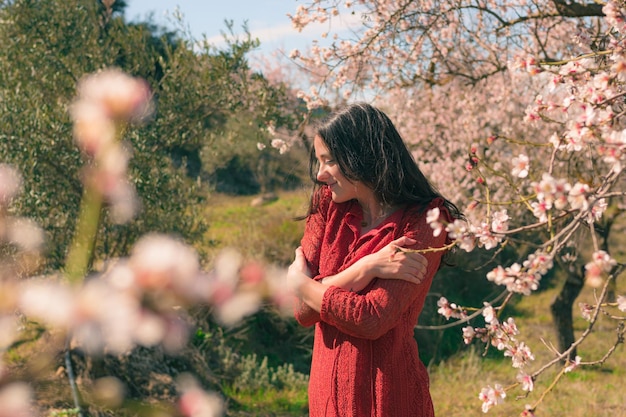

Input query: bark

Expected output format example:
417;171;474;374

550;268;584;362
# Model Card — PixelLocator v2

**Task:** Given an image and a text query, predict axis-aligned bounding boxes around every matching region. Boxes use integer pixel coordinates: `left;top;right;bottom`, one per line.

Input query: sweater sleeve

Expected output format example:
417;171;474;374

319;200;451;339
293;188;329;327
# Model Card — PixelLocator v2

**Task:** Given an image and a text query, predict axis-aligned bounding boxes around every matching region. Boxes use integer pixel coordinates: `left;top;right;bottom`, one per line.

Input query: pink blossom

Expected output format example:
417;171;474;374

271;138;289;154
426;207;444;236
178;386;224;417
531;173;571;211
462;326;476;344
617;295;626;312
584;261;604;288
579;302;594;321
486;265;509;287
604;1;626;33
564;355;581;373
478;384;506;413
504;341;535;368
0;382;34;417
549;132;562;148
128;233;200;296
0;164;22;205
5;217;45;252
501;317;519;337
511;154;529;178
521;405;537;417
486;261;542;296
611;53;626;81
76;68;152;121
70;100;116;156
446;219;476;252
567;182;590;210
482;303;497;324
476;222;500;250
517;371;534;392
212;291;262;327
584;250;617;287
491;210;509;233
18;279;75;327
437;297;466;320
466;200;479;211
530;201;548;223
523;251;553;275
588;198;607;223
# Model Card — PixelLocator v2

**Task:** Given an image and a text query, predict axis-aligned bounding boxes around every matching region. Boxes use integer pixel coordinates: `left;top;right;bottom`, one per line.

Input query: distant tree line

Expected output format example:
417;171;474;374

0;0;308;270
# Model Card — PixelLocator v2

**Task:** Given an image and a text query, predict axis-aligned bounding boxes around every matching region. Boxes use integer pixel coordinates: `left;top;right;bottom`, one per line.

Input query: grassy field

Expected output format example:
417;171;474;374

206;190;626;417
202;189;310;267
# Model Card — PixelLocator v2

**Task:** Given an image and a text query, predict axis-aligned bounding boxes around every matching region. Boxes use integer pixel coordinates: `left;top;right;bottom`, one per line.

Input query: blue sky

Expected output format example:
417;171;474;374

124;0;359;56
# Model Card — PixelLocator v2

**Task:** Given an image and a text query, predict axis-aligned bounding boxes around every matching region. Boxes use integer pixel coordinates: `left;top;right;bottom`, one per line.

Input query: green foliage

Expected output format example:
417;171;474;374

193;323;309;394
205;113;308;195
0;0;304;271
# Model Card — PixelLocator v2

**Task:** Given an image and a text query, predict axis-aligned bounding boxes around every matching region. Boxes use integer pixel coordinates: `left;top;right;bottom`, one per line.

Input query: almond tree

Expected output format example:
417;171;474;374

289;1;626;414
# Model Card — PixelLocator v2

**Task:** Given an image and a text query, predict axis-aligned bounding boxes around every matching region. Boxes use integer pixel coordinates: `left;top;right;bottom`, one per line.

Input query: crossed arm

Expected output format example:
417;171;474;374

288;236;428;314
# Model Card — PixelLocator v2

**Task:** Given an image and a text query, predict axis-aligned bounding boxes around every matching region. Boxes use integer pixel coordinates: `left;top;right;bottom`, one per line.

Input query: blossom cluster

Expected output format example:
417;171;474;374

529;173;607;224
485;250;553;296
584;250;618;287
427;206;510;252
17;233;289;355
70;68;152;223
436;296;467;321
0;164;44;417
466;305;536;413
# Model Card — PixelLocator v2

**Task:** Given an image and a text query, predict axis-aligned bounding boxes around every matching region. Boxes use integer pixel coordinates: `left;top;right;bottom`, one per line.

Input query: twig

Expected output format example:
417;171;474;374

64;338;84;417
415;290;509;330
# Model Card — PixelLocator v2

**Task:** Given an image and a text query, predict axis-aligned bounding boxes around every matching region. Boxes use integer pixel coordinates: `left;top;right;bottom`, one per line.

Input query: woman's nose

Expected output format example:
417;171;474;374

316;165;327;182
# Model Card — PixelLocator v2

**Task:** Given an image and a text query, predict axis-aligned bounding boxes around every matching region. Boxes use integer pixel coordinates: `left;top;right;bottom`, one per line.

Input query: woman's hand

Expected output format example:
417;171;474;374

287;246;312;295
359;236;428;285
288;247;326;312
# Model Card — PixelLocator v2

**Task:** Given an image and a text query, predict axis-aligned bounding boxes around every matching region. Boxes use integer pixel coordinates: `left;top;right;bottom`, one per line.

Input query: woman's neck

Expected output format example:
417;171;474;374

360;201;397;229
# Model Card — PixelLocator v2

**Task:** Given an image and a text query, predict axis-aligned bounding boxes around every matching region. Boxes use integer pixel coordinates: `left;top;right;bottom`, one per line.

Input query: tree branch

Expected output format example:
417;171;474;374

550;0;605;17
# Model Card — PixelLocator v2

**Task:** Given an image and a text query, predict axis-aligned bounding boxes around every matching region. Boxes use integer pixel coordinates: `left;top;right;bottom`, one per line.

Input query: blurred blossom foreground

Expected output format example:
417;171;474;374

0;68;292;416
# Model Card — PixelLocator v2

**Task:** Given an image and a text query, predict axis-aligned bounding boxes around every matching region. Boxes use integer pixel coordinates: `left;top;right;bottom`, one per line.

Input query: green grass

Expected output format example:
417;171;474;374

430;283;626;417
224;386;309;416
203;190;308;266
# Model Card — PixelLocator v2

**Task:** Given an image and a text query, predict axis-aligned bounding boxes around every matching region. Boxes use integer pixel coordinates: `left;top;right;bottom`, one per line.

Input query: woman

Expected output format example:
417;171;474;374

288;103;461;417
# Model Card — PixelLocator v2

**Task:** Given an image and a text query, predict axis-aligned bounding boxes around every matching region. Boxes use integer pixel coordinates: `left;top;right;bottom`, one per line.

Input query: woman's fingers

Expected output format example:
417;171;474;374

389;250;428;283
390;236;416;249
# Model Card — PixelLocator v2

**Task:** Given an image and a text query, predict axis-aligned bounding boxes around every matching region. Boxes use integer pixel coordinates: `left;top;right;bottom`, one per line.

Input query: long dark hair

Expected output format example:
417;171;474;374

306;102;461;219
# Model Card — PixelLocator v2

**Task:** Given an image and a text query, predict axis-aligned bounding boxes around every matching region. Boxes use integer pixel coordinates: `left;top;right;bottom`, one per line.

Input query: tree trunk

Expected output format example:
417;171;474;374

550;269;584;362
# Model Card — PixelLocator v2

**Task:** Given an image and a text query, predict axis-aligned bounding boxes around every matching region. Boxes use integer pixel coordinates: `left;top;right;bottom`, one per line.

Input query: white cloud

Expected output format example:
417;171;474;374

202;12;363;52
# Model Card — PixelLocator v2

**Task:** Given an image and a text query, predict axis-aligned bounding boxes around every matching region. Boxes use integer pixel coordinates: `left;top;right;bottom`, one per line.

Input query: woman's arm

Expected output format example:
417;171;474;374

320;241;446;339
321;236;428;292
318;203;452;339
288;236;429;313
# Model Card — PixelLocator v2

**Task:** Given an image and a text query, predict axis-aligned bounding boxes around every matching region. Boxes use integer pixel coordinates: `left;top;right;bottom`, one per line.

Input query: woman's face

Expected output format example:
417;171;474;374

314;135;361;203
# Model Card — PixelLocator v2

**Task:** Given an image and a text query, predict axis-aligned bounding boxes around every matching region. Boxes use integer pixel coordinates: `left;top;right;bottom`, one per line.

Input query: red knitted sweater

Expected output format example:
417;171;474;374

294;187;450;417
